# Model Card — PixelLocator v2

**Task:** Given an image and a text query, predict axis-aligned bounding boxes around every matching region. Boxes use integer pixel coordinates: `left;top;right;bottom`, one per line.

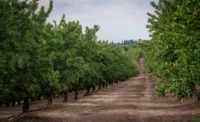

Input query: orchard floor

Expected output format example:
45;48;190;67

2;59;200;122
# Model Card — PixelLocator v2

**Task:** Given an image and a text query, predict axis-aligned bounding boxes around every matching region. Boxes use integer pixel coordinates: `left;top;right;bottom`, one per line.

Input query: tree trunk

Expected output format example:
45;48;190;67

47;94;53;105
63;91;68;102
30;98;34;102
98;84;101;90
23;97;29;113
197;93;200;101
74;89;78;100
11;99;15;106
85;87;90;96
105;83;108;87
5;102;10;107
17;100;21;105
92;86;95;92
38;96;41;101
102;83;105;88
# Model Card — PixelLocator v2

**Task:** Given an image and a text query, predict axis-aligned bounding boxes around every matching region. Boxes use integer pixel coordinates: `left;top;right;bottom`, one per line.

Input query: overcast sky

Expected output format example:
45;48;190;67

39;0;156;42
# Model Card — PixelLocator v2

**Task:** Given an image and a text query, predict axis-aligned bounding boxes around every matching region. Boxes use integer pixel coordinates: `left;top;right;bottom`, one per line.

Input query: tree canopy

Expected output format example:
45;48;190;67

144;0;200;99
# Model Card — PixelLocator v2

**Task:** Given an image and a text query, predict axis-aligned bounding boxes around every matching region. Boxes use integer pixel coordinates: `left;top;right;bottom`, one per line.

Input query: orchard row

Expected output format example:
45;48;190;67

0;0;142;112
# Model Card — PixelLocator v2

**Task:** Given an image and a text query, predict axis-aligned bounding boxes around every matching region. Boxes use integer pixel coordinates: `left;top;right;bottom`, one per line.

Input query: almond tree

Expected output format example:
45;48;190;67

146;0;200;99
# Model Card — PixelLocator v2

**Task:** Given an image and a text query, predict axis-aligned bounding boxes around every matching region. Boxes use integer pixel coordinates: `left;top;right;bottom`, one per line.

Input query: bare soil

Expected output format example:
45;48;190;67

2;59;200;122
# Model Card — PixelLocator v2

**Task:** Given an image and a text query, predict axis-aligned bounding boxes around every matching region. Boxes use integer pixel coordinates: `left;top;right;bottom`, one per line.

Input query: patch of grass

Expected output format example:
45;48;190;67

187;115;200;121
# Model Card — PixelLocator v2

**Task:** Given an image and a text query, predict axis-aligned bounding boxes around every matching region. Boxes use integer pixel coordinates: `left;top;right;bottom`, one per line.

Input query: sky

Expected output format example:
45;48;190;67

39;0;156;42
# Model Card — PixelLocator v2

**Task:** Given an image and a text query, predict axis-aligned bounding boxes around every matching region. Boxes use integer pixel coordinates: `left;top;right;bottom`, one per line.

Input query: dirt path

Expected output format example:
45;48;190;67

4;59;200;122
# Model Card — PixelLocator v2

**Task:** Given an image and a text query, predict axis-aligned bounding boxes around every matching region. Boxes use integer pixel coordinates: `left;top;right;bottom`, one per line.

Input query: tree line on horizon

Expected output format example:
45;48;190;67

111;39;138;46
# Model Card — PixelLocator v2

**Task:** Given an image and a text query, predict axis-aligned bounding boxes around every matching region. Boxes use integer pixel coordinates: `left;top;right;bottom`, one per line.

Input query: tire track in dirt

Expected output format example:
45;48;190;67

15;59;200;122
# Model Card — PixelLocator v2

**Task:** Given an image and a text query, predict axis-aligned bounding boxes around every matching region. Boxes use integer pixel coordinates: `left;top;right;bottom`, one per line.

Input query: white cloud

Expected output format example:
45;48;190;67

39;0;156;42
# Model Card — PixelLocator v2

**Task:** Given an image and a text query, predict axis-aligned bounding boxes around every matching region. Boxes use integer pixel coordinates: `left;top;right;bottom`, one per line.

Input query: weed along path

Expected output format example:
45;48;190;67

2;58;200;122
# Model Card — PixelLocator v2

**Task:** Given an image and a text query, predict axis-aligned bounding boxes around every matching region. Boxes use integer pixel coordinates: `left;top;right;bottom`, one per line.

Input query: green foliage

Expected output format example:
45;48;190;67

0;0;53;106
145;0;200;99
0;0;142;110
